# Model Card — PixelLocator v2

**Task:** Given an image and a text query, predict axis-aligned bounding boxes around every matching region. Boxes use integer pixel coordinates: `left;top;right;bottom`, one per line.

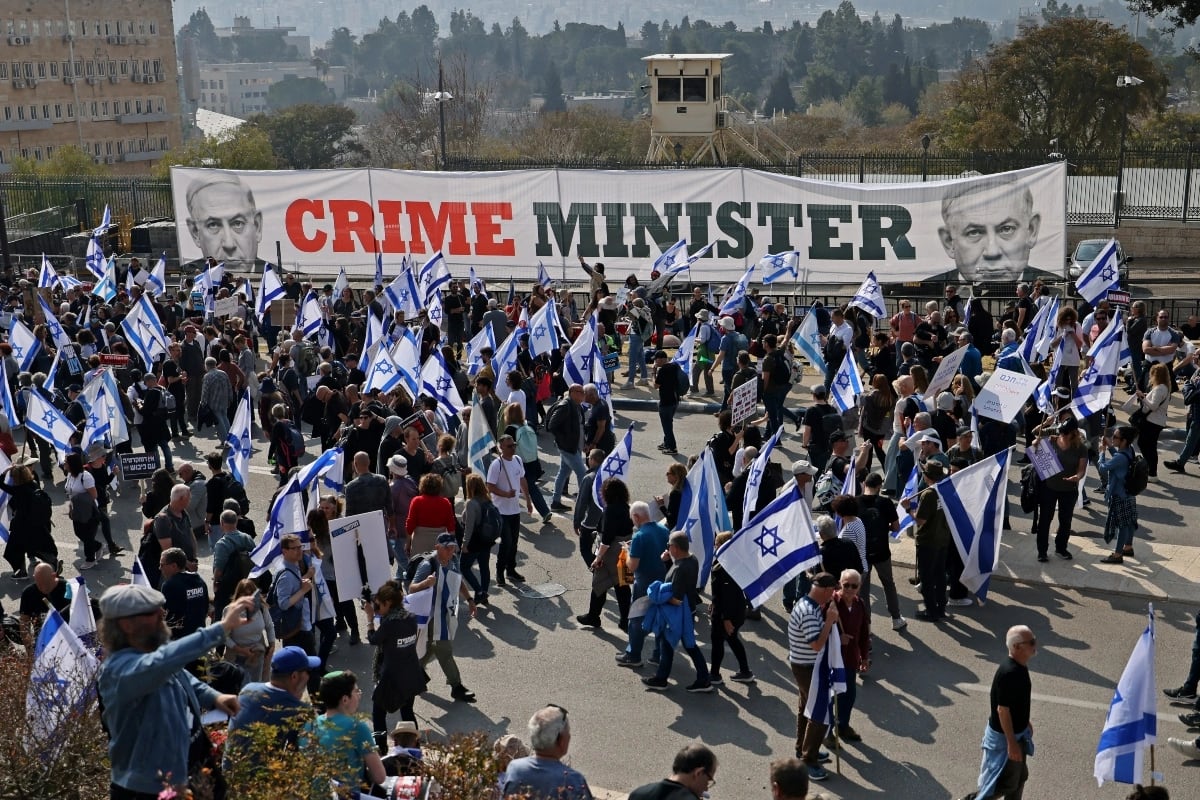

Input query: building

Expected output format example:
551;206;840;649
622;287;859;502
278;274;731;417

213;16;311;60
0;0;182;175
195;62;348;118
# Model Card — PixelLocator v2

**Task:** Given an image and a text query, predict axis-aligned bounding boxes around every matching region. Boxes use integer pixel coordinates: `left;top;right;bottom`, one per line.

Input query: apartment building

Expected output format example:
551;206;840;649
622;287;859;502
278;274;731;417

197;62;349;118
0;0;181;175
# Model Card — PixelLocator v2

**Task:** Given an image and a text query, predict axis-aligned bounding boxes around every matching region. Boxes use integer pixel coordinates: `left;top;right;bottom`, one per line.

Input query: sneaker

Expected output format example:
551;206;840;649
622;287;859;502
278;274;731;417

1168;737;1200;759
648;654;661;666
450;684;477;702
80;560;97;570
475;593;490;607
349;634;362;646
730;671;757;684
615;654;643;668
1100;554;1125;564
550;502;571;512
1037;553;1048;563
662;448;678;455
542;513;553;524
1055;549;1073;560
948;597;973;607
496;576;507;587
575;615;602;628
818;749;832;763
685;680;714;693
10;568;28;579
707;674;723;686
642;677;669;691
95;545;107;560
892;617;908;631
839;726;862;742
1179;712;1200;727
507;570;527;582
1166;460;1186;473
807;764;829;782
1165;686;1198;700
108;545;125;557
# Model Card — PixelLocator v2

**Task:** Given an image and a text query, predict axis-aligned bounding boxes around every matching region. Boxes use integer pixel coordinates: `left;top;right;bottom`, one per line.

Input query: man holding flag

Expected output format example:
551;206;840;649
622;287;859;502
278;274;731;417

788;572;841;782
959;625;1037;800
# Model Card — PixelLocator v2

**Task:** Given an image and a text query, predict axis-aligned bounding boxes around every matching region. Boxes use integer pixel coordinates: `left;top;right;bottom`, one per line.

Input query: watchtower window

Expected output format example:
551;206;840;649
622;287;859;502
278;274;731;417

657;78;681;102
682;77;706;101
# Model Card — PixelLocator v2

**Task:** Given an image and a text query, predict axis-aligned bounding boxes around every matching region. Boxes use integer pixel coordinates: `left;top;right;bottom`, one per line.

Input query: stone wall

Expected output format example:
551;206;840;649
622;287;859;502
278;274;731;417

1071;220;1200;259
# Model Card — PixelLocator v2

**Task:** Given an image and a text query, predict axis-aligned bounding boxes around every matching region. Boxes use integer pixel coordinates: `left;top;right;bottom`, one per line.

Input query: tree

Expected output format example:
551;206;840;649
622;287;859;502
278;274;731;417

266;77;334;111
151;127;276;178
246;104;365;169
541;61;566;113
846;76;884;126
11;145;111;178
1142;0;1200;27
935;17;1167;152
640;20;662;51
763;69;797;115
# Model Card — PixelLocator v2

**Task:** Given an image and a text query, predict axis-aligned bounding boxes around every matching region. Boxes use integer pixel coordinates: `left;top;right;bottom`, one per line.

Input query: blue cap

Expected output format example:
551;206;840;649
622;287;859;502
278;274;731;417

271;645;322;673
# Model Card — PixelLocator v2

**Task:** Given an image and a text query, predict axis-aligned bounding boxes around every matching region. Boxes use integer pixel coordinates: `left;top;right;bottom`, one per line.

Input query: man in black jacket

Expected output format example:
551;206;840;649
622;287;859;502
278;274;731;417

548;384;586;511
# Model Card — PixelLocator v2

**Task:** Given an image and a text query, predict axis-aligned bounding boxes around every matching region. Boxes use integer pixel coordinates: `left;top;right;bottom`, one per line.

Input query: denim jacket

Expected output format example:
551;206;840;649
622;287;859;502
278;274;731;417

98;623;225;793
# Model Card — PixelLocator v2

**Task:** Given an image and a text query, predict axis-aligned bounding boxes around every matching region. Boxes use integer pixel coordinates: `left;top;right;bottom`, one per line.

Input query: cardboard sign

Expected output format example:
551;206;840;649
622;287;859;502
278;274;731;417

1028;439;1066;480
730;379;758;427
119;453;160;480
973;370;1043;424
329;510;393;595
99;353;130;366
213;296;239;318
925;345;970;400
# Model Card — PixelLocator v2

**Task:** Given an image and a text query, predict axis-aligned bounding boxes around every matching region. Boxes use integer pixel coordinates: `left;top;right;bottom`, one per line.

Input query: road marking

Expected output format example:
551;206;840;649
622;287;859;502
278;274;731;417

960;683;1111;712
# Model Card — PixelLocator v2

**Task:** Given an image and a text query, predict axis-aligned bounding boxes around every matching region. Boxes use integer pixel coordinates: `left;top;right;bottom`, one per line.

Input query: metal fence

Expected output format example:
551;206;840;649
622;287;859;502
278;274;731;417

7;148;1200;228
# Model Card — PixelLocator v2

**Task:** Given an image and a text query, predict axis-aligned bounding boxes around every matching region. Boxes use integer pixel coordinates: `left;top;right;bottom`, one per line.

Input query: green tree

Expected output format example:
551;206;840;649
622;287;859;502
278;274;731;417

325;27;356;67
541;61;566;112
266;76;333;111
1142;0;1200;27
763;69;797;115
151;126;277;178
846;75;884;126
246;104;365;169
640;20;662;50
936;17;1166;151
11;145;111;178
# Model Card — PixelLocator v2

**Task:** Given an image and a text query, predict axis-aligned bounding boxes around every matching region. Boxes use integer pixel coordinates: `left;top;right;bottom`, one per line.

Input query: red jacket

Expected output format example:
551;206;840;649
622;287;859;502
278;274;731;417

405;493;456;536
834;591;871;671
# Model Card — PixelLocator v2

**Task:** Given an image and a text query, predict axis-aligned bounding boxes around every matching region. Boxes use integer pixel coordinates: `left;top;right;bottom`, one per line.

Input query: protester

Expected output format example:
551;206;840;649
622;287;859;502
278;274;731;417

364;579;428;748
409;532;477;702
500;705;592;800
310;670;387;796
787;572;839;782
1099;426;1139;564
628;743;718;800
831;568;870;746
642;531;712;693
708;531;756;686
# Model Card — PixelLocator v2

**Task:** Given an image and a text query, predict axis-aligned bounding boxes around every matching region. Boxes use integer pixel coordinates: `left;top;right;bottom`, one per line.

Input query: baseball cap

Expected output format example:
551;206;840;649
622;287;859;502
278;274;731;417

272;645;322;673
436;532;458;548
719;317;735;331
956;425;973;437
792;459;818;476
99;584;165;619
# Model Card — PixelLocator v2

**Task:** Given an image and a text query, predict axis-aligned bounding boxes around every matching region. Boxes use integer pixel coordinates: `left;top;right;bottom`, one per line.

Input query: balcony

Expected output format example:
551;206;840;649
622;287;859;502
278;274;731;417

121;150;162;162
0;118;52;132
115;112;173;124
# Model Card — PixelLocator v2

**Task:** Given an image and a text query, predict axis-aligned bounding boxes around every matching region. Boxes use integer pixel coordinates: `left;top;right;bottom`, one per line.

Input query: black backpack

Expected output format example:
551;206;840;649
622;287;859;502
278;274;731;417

28;486;53;532
1019;463;1040;513
405;550;437;587
267;562;306;638
824;333;847;369
469;502;502;553
1125;452;1150;497
225;479;251;516
219;543;255;593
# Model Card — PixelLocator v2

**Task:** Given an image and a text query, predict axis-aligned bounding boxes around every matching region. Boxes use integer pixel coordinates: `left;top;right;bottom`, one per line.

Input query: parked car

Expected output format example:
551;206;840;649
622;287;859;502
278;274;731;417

1066;239;1132;283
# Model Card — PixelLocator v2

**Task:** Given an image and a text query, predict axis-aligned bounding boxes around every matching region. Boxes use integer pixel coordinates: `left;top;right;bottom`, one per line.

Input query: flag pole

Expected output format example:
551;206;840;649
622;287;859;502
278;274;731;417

832;694;842;775
1150;743;1156;786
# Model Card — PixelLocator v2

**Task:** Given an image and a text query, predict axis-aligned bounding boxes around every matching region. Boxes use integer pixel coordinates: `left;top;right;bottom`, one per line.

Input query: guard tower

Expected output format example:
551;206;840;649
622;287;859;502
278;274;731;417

642;53;795;166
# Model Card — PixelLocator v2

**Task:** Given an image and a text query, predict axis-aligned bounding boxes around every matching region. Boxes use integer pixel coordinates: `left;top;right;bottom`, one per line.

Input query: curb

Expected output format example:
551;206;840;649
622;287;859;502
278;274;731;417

612;396;723;414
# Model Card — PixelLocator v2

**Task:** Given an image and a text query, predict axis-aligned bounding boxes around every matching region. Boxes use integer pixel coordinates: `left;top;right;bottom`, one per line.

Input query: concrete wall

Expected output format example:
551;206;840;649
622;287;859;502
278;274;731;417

1071;219;1200;259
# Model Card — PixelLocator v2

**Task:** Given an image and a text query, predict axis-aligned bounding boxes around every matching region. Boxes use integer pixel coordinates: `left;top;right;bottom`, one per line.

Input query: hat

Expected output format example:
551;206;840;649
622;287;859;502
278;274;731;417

792;459;818;476
936;391;956;412
99;584;165;619
68;384;82;393
924;462;946;482
85;443;107;462
696;309;712;321
653;349;669;360
811;573;839;588
388;454;408;476
1053;386;1072;399
600;296;618;310
956;425;973;437
436;532;458;548
719;316;735;331
383;415;405;437
811;385;828;398
1054;416;1080;435
392;721;419;737
271;645;322;673
760;303;775;313
918;431;943;449
828;429;847;445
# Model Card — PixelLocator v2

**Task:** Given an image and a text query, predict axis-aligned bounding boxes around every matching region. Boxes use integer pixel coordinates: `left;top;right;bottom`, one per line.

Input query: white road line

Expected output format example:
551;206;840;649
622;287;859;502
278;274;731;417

960;683;1111;712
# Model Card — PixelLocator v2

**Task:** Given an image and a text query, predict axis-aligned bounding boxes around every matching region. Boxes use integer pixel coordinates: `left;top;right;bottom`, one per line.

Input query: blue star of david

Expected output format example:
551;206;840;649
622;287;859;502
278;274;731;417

1100;266;1115;282
682;515;700;542
809;333;822;349
10;345;23;360
505;359;518;371
41;410;58;427
836;373;852;390
48;321;62;337
768;255;786;269
430;308;442;321
376;362;393;375
239;435;252;460
436;376;452;393
1082;364;1099;383
748;463;764;486
602;453;627;478
88;412;100;427
754;525;784;558
581;355;592;372
862;280;878;295
31;666;69;702
534;325;547;338
400;290;410;303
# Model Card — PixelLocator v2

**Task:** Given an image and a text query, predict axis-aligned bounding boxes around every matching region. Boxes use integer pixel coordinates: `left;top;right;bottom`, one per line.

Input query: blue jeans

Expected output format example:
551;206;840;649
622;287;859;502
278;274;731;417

653;638;709;684
552;450;586;504
764;386;788;434
625;337;648;383
144;438;173;472
213;407;230;442
459;549;490;595
391;537;410;581
1176;416;1200;462
659;403;677;450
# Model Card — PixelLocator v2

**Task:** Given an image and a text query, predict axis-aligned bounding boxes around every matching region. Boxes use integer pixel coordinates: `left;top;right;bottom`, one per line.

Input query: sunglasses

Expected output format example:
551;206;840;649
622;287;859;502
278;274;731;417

1017;638;1037;648
841;582;860;589
548;703;568;722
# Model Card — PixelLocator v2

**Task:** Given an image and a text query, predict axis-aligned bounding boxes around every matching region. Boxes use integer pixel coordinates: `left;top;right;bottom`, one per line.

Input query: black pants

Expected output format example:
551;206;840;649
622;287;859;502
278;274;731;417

282;628;321;696
497;513;521;575
327;579;360;638
1034;487;1076;557
710;619;750;675
587;584;631;627
946;546;970;601
1138;421;1164;477
73;517;101;562
373;697;416;752
111;784;160;800
916;544;948;619
577;528;596;569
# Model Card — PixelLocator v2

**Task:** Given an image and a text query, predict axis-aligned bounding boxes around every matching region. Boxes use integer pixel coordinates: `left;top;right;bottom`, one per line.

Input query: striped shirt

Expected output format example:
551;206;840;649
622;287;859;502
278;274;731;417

788;596;825;666
839;518;869;573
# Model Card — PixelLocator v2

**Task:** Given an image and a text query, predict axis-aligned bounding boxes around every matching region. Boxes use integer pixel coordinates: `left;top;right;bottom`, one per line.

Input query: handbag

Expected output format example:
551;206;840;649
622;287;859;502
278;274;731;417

68;491;97;523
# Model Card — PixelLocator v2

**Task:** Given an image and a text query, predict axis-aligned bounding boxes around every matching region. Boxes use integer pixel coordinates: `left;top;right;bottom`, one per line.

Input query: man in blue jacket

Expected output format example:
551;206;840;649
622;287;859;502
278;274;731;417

616;502;670;668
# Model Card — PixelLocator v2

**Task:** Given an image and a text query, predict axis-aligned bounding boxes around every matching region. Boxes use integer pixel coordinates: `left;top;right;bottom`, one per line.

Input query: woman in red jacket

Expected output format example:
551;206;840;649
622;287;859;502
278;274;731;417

405;473;457;557
832;568;871;747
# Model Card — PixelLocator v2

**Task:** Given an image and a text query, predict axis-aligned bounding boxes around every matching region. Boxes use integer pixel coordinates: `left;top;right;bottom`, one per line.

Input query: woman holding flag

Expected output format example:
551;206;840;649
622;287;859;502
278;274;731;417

575;478;633;631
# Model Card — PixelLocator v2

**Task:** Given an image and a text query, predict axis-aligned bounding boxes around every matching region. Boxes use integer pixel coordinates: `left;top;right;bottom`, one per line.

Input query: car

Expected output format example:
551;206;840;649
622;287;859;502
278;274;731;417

1066;239;1132;283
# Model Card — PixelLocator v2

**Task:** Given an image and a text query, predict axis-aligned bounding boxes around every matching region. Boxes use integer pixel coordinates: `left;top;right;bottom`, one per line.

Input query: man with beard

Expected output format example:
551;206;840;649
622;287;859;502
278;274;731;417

98;584;256;799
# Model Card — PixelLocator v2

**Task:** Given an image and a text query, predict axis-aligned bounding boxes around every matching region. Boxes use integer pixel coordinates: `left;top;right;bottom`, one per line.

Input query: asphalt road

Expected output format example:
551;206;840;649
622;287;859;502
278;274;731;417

4;403;1200;799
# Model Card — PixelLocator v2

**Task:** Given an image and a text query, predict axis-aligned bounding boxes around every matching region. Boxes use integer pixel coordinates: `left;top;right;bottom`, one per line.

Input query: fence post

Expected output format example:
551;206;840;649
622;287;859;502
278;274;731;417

1184;145;1194;223
0;197;10;271
858;155;864;183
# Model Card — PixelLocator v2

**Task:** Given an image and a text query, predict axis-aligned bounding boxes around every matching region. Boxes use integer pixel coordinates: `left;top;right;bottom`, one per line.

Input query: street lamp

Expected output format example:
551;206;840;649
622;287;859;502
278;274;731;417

674;141;683;168
920;133;931;182
1114;74;1142;228
433;59;454;170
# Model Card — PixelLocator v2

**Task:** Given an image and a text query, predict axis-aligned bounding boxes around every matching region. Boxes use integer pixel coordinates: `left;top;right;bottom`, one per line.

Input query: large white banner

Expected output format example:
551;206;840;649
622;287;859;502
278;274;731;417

170;163;1066;285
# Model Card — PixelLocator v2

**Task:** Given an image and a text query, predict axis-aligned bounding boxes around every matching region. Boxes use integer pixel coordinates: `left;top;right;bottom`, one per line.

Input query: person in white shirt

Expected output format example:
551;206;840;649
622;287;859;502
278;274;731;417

486;435;532;585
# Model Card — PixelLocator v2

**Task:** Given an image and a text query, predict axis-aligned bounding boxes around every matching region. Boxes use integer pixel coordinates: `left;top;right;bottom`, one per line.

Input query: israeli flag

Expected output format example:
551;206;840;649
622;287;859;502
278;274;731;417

25;390;76;463
805;623;849;726
255;263;285;323
1033;339;1066;414
67;576;97;648
93;204;111;236
790;307;828;375
130;556;153;586
426;290;444;330
564;316;597;386
44;349;62;393
25;609;99;754
1076;238;1122;306
0;452;12;544
655;238;690;275
467;397;496;477
465;324;496;378
392;329;422;398
829;350;863;413
121;294;169;369
537;261;554;288
82;369;128;445
90;259;118;303
146;254;167;297
38;254;60;289
469;265;479;289
225;389;253;486
894;465;920;538
84;236;106;281
195;261;225;313
59;274;83;292
1018;296;1060;364
493;329;522;402
81;387;112;451
375;251;385;287
672;324;697;379
759;251;800;284
527;298;560;356
364;343;406;394
743;426;783;525
679;448;733;587
384;268;422;317
939;449;1010;601
419;252;451;303
719;264;756;315
849;271;887;318
9;318;40;372
591;341;613;417
1073;310;1129;419
420;349;465;419
251;449;345;577
38;296;73;350
1094;606;1157;786
296;291;324;337
591;424;634;510
715;483;821;607
0;366;18;431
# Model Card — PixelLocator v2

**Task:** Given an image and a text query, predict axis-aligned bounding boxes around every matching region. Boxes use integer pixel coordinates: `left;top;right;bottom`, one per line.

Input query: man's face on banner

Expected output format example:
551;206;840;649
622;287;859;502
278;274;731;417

938;183;1040;282
186;180;263;268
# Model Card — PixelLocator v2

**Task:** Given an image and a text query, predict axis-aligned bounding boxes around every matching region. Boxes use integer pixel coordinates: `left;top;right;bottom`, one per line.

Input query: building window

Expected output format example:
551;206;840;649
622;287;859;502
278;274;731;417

156;98;164;112
29;105;36;120
149;21;156;35
74;61;82;77
49;62;57;77
54;103;61;118
41;104;48;118
97;61;106;76
37;62;45;78
90;101;97;117
46;146;53;158
119;60;127;75
159;135;167;149
101;101;108;116
85;61;94;77
66;104;74;118
116;141;123;155
135;99;142;113
0;64;6;79
219;79;224;89
16;107;24;120
2;107;9;121
23;62;32;78
123;100;131;114
152;59;161;74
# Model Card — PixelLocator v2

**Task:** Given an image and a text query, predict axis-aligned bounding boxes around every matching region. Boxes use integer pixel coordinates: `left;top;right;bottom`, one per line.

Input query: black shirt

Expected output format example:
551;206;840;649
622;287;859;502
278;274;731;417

162;571;210;639
988;656;1032;734
655;362;682;406
20;577;70;622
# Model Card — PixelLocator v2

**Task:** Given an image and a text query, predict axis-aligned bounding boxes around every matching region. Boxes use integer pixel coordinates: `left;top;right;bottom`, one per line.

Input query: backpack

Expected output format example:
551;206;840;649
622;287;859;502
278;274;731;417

267;563;305;638
673;363;688;395
819;408;844;441
544;399;568;435
1125;452;1150;496
824;333;847;369
286;422;306;460
860;500;891;565
226;479;251;516
219;544;255;593
162;390;177;413
405;550;437;587
813;470;839;512
1019;463;1040;513
470;501;502;553
297;342;319;377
